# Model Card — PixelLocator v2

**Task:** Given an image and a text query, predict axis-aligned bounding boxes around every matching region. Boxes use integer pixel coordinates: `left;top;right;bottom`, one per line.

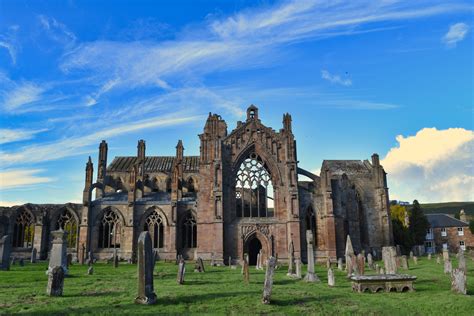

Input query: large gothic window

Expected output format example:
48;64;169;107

12;210;35;248
235;153;274;217
56;209;78;248
182;212;197;248
98;209;121;248
144;210;164;248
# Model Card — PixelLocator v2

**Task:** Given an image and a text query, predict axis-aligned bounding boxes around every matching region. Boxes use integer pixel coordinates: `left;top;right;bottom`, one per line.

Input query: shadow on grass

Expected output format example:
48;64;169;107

272;294;344;307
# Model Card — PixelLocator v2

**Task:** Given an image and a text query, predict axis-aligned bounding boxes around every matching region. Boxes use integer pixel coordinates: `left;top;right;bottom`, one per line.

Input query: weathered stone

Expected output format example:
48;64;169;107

31;248;37;264
256;253;260;270
436;255;441;264
79;244;85;265
375;263;380;274
367;253;373;269
400;256;409;270
66;253;73;268
352;255;360;276
444;259;452;274
442;249;449;261
382;246;397;274
457;250;466;273
257;250;263;270
0;235;11;271
194;257;205;272
46;266;64;296
427;253;431;260
328;268;335;287
396;245;401;256
295;258;302;278
337;258;343;271
304;230;319;282
87;266;93;275
86;251;94;266
451;268;467;295
19;258;24;266
228;256;232;267
345;235;354;271
128;258;133;264
135;232;157;305
262;257;276;304
346;255;353;277
350;274;417;293
48;230;68;275
287;240;295;275
113;248;119;268
326;257;331;269
357;254;365;275
409;251;414;260
243;254;249;284
413;256;418;265
177;258;186;284
210;252;215;267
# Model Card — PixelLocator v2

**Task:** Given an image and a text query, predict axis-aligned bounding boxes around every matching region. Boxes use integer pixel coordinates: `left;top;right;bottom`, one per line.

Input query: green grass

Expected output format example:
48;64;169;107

414;202;474;216
0;257;473;315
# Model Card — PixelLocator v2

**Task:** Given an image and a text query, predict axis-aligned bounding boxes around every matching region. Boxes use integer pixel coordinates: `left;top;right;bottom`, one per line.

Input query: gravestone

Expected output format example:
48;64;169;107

177;258;186;284
194;249;198;260
375;263;380;274
210;253;215;267
113;248;119;268
380;268;385;274
256;253;261;270
345;235;354;271
382;246;397;274
346;255;353;277
413;256;418;265
295;258;302;278
304;230;319;282
357;254;365;275
262;257;276;304
367;253;373;269
87;263;93;275
457;250;466;273
352;255;360;276
287;240;295;275
194;257;205;272
46;266;64;296
427;253;431;260
79;244;85;265
243;254;249;284
31;248;37;264
444;259;452;274
48;230;68;275
326;257;331;269
442;249;449;261
135;232;157;305
86;251;94;265
436;255;441;264
328;268;335;287
409;251;414;260
66;254;73;268
337;258;343;271
127;258;133;264
0;235;11;271
228;256;232;267
400;255;409;270
19;258;24;266
451;268;467;295
257;250;263;270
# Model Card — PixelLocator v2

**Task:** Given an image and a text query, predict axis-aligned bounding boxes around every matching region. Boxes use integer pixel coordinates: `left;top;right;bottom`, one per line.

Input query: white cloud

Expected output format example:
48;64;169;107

0;41;17;64
321;70;352;86
0;169;53;190
382;127;474;203
0;128;47;145
38;15;76;48
442;22;469;47
1;81;45;112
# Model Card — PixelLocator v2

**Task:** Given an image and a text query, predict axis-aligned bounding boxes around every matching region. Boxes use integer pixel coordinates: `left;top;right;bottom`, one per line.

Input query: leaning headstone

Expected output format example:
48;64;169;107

262;257;276;304
304;230;319;282
328;268;335;287
382;246;397;274
451;268;467;295
400;255;409;270
31;248;37;264
177;258;186;284
48;230;68;275
337;258;343;271
243;255;249;284
0;235;12;271
113;248;119;268
444;259;452;274
194;257;205;273
19;258;24;267
46;266;64;296
287;240;295;275
295;258;302;278
413;256;418;265
357;254;365;275
442;249;449;261
367;253;373;269
135;232;157;305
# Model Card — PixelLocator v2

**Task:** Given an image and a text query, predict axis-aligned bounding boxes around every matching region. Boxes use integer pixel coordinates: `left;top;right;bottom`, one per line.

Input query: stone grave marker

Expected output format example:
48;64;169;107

295;258;302;279
0;235;11;271
135;232;157;305
400;255;409;270
367;253;373;269
409;251;414;260
113;248;119;268
345;235;354;271
194;257;205;272
46;266;64;296
357;254;365;275
427;253;431;260
444;259;452;274
228;256;232;267
380;268;385;274
413;256;418;265
262;257;276;304
436;255;441;264
451;268;467;295
304;230;319;282
256;253;261;270
337;258;343;271
287;240;295;275
31;248;37;264
48;230;68;275
243;254;249;284
346;255;353;277
442;249;449;261
382;246;397;274
457;250;466;273
352;255;360;276
328;268;335;287
177;258;186;285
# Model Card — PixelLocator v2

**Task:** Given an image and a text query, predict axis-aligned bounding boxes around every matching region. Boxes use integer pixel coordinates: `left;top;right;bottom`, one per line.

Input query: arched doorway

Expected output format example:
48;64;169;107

247;237;262;266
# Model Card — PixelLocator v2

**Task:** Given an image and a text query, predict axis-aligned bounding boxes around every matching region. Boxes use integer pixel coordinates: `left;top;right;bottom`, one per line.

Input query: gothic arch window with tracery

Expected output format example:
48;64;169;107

12;210;35;248
235;153;274;218
182;212;197;248
144;210;164;248
98;209;121;249
56;209;78;248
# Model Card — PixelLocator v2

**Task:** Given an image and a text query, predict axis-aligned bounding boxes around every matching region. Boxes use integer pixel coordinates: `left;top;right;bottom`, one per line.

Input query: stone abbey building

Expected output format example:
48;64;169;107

0;105;393;264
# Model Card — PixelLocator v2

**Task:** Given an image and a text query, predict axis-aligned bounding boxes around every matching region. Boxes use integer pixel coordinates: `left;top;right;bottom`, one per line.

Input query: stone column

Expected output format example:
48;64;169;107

262;257;276;304
304;230;319;282
0;235;12;271
135;232;157;305
48;230;68;275
46;266;64;297
79;243;85;265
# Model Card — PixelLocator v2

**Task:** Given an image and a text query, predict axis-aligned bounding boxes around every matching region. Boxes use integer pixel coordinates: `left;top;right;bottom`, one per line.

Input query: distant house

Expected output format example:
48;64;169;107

424;213;473;253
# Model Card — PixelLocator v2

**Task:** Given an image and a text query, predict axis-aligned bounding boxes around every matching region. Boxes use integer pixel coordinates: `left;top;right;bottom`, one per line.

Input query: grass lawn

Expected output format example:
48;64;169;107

0;256;473;315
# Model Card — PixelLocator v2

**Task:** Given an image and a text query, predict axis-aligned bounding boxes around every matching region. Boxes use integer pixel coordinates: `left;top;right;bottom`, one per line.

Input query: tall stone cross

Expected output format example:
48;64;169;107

135;232;157;305
262;257;277;304
0;235;12;271
304;230;319;282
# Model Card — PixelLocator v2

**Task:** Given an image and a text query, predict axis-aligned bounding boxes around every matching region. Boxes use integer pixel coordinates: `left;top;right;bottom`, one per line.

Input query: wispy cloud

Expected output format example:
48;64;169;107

0;128;48;145
1;81;45;112
321;70;352;86
321;99;399;110
0;25;20;64
442;22;469;47
38;15;76;48
0;169;53;190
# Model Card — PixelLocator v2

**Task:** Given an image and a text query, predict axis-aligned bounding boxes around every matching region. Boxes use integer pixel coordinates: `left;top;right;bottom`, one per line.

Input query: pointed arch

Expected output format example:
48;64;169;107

53;206;79;248
95;207;125;249
12;207;35;248
181;211;197;248
142;207;166;249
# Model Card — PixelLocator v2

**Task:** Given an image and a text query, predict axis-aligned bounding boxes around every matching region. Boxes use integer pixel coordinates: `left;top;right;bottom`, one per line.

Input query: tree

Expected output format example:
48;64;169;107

390;204;408;227
469;220;474;234
409;200;430;246
392;218;411;253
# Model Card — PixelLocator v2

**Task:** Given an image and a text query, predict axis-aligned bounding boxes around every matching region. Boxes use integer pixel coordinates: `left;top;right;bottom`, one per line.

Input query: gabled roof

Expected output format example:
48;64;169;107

426;214;468;228
107;156;200;173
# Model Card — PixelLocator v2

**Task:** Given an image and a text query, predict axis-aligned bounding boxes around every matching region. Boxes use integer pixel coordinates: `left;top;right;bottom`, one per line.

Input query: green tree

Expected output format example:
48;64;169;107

392;218;411;252
469;220;474;234
409;200;430;246
390;204;408;227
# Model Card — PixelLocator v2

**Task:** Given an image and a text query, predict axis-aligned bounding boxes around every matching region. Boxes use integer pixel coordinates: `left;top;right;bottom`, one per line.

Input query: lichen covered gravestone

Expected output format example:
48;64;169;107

382;246;398;274
357;254;365;275
457;250;466;273
295;258;302;279
442;249;449;261
400;256;409;270
367;253;373;269
0;235;11;271
46;266;64;296
262;257;277;304
135;232;157;305
451;268;467;295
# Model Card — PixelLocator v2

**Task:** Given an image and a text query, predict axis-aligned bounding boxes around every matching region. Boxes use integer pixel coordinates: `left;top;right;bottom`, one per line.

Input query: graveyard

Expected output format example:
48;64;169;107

1;256;473;314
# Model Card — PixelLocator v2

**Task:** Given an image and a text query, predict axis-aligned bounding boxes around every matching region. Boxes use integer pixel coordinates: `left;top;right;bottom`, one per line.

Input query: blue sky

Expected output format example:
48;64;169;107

0;0;473;205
